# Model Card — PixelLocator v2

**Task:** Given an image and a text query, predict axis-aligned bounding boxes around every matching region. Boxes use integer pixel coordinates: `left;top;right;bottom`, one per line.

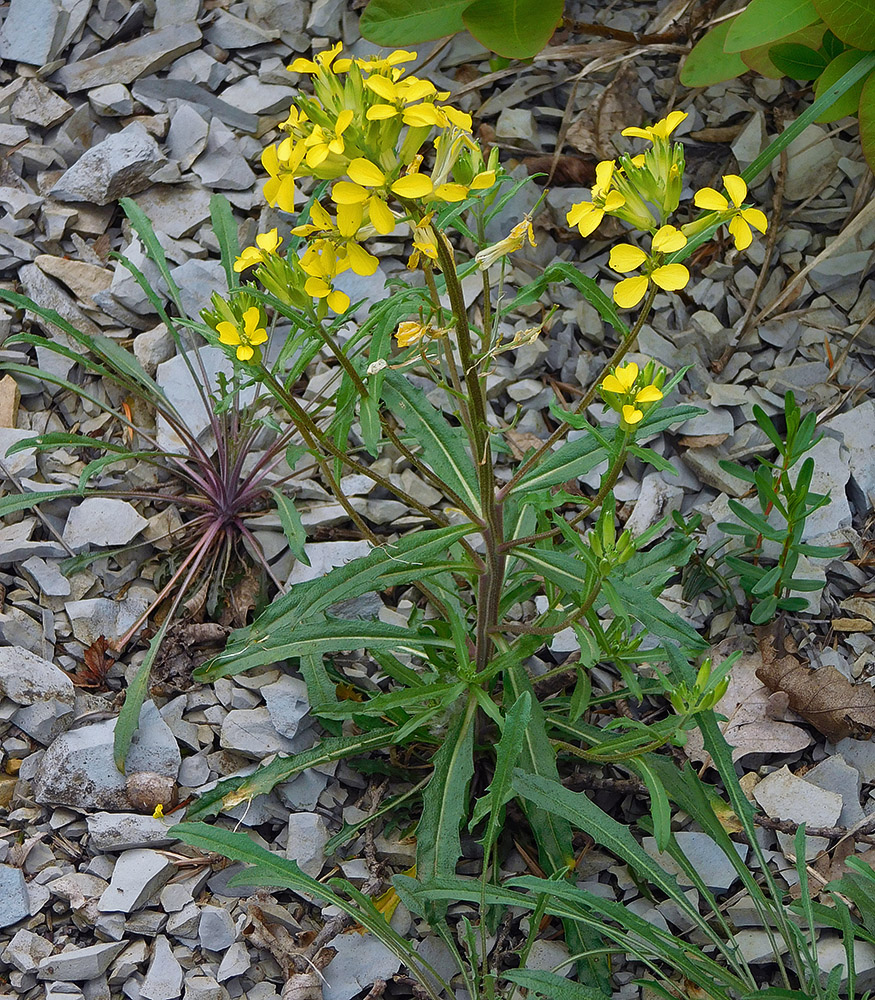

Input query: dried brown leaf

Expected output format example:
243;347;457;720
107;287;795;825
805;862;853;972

504;429;544;461
523;154;596;186
756;623;875;742
64;635;114;689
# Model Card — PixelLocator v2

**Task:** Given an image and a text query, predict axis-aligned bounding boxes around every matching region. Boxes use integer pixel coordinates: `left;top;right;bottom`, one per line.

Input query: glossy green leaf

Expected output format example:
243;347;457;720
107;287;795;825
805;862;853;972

462;0;563;58
814;49;871;120
681;20;749;86
724;0;819;53
359;0;470;45
814;0;875;48
513;546;597;595
769;41;829;78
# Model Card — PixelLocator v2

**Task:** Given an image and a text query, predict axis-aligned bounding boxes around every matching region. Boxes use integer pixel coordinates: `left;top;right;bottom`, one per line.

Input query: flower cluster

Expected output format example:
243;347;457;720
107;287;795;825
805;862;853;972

599;361;664;430
565;110;768;309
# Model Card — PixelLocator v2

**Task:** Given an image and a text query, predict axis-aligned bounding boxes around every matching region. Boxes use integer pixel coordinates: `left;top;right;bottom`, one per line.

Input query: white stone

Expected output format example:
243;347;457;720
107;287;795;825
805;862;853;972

87;812;176;852
199;906;236;952
2;928;53;971
826;401;875;509
801;435;851;540
753;765;843;859
286;540;371;586
62;497;148;551
98;849;175;914
0;0;67;65
220;707;299;758
322;931;402;1000
804;755;864;827
50;123;166;207
220;78;294;116
37;941;125;981
216;941;250;981
134;323;176;375
261;675;309;739
642;832;747;891
88;83;134;117
141;935;183;1000
623;473;685;539
285;812;329;877
183;976;230;1000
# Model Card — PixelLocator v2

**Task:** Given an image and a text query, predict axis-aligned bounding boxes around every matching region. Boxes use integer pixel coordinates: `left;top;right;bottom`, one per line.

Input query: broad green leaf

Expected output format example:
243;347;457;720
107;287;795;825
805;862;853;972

814;49;872;121
359;0;470;46
814;0;875;48
198;524;473;679
742;23;826;78
210;194;240;290
855;68;875;168
724;0;819;53
769;41;829;78
382;370;481;515
113;615;173;770
269;487;309;566
471;691;531;849
514;547;596;595
195;617;453;682
610;580;708;651
503;970;610;1000
186;726;401;819
462;0;564;59
416;693;476;915
680;20;748;87
510;435;609;496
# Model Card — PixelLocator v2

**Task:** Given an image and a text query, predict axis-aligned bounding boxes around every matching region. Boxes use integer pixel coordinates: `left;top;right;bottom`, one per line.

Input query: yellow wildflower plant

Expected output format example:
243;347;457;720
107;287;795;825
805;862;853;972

566;160;626;237
609;225;690;308
475;215;537;270
299;240;352;314
693;174;768;251
216;306;269;362
291;201;380;276
621;110;687;143
599;361;664;429
234;229;282;272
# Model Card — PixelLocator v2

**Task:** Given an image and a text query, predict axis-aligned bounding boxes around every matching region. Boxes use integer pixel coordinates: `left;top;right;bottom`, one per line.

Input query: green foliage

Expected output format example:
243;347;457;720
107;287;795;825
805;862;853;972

360;0;563;59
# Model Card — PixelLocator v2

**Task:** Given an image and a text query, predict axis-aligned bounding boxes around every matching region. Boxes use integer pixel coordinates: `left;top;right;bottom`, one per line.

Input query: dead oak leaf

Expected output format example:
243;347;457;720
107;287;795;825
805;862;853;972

756;623;875;743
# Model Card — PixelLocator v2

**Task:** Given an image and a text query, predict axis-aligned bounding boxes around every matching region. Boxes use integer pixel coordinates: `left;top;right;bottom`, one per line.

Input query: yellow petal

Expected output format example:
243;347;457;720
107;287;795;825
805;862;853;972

335;108;353;134
661;110;687;137
256;228;281;253
396;320;425;347
288;57;318;73
693;187;729;212
651;225;687;254
620;126;651;140
442;106;472;130
603;191;626;212
305;276;330;297
336;202;363;238
332;181;369;205
306;144;329;168
348;158;386;187
368;196;396;235
728;215;752;251
364;76;396;100
651;263;690;291
236;344;255;361
594;159;615;193
723;174;747;208
366;104;399;121
741;207;768;233
566;200;594;227
601;374;627;394
615;362;638;389
275;176;297;214
634;385;663;403
327;289;350;313
402;104;443;127
613;275;649;308
402;79;436;102
391;174;433;198
622;404;644;425
346;242;379;277
434;182;468;202
242;307;261;335
470;170;496;189
609;243;648;273
216;321;239;345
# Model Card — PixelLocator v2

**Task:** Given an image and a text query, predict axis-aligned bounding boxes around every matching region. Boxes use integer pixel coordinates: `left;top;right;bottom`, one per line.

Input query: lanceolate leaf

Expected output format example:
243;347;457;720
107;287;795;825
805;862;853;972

724;0;819;53
359;0;470;46
210;194;240;290
514;547;597;595
503;970;611;1000
610;580;708;651
814;0;875;48
462;0;564;59
510;435;609;496
269;487;309;566
382;370;481;514
186;726;401;819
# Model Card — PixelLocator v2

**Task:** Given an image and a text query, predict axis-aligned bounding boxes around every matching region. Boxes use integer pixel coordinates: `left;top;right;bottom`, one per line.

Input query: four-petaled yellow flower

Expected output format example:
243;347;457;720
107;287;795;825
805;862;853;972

396;321;430;347
288;41;351;75
475;215;536;270
566;161;626;237
693;174;768;251
303;109;354;168
600;362;663;426
621;110;687;142
609;225;690;309
234;229;282;272
217;307;268;362
261;137;303;213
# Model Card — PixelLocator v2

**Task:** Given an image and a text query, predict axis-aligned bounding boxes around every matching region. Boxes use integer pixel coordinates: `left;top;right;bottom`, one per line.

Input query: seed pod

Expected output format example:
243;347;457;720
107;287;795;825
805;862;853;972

126;772;177;814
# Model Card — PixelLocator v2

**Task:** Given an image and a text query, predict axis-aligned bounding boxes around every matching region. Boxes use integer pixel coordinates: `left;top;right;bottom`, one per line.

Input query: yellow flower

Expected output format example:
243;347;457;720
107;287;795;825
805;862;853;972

288;41;351;75
300;241;351;313
302;109;354;168
355;49;418;72
261;137;304;213
609;225;690;309
407;217;440;270
600;362;663;429
601;362;639;395
216;307;268;362
333;161;397;235
234;229;282;272
693;174;767;251
566;160;626;237
621;110;687;142
152;803;164;819
396;321;428;347
474;215;536;270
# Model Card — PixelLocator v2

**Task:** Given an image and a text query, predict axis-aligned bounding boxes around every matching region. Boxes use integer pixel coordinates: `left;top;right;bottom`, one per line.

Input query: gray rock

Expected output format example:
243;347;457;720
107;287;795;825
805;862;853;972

219;78;294;116
65;593;150;646
802;435;851;539
192;117;256;191
37;941;125;981
63;497;148;550
166;900;200;938
285;812;329;877
183;976;230;1000
220;707;300;758
0;864;30;929
50;123;166;207
21;556;72;599
623;474;684;539
132;77;258;134
643;832;747;891
826;401;875;509
160;883;193;913
0;647;74;743
805;756;865;827
199;905;236;952
495;108;538;149
34;701;180;810
169;259;227;320
835;738;875;782
165;104;210;171
155;0;201;28
88;83;134;117
205;10;279;48
98;850;175;914
216;940;250;981
141;935;183;1000
135;183;212;240
0;0;67;65
816;936;875;990
307;0;346;34
322;932;402;1000
87;812;176;852
54;23;202;92
20;261;103;340
777;125;840;202
2;928;54;972
735;928;788;965
134;324;176;376
754;765;843;859
262;675;308;739
0;427;38;479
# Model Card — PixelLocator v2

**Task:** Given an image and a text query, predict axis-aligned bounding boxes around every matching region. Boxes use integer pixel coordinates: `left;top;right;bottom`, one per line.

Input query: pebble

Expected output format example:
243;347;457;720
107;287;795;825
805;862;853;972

0;646;75;744
753;765;843;859
216;940;250;981
198;905;237;952
220;707;301;758
826;401;875;509
804;755;865;827
88;83;135;117
643;832;747;891
2;928;54;971
261;675;309;739
37;941;125;981
183;976;230;1000
62;497;149;550
98;849;175;914
285;811;330;877
87;812;176;852
322;931;403;1000
0;864;30;929
50;123;167;207
0;0;67;65
140;934;183;1000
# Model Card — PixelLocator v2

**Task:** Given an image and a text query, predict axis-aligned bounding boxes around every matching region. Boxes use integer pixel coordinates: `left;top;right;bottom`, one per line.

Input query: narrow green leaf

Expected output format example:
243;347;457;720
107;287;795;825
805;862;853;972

680;20;749;86
210;194;240;290
513;546;595;595
462;0;563;58
814;0;875;48
503;970;610;1000
611;580;708;651
382;370;481;514
120;198;186;317
269;487;309;566
542;262;629;336
630;757;672;852
724;0;819;53
510;435;609;496
359;0;470;45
